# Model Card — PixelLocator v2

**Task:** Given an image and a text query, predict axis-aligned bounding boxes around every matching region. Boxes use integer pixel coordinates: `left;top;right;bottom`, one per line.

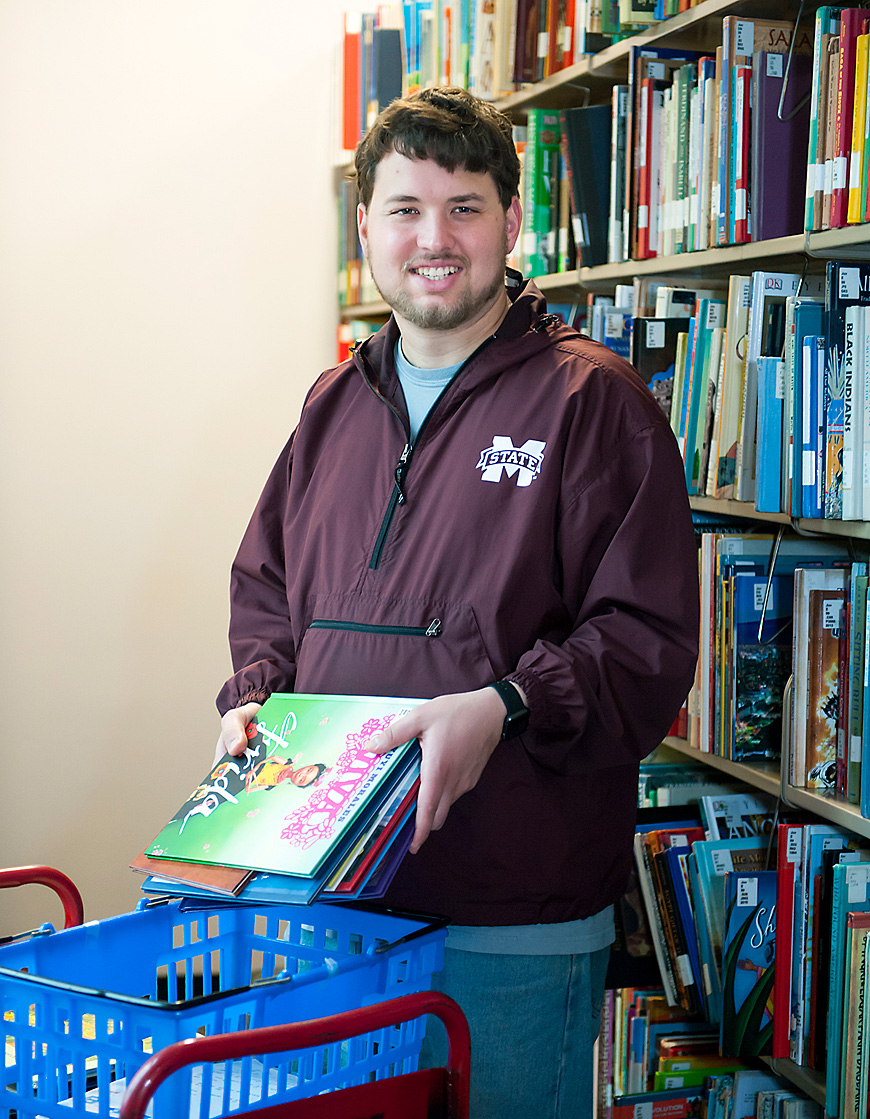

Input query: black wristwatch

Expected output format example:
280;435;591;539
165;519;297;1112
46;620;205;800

489;680;530;741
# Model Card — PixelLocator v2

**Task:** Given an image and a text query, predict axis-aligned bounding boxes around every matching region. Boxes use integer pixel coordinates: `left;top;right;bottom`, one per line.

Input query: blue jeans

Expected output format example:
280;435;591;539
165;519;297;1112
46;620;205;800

419;944;611;1119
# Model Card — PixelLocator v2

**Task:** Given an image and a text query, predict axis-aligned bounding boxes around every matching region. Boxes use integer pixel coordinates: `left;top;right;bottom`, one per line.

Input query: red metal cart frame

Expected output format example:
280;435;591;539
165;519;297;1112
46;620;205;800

0;864;84;931
119;989;471;1119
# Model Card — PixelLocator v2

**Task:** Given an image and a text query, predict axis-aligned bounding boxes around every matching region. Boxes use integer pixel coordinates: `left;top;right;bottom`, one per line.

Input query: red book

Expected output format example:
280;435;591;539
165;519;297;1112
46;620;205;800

772;821;803;1059
831;8;870;227
837;596;850;796
638;77;667;259
733;64;752;243
342;12;361;152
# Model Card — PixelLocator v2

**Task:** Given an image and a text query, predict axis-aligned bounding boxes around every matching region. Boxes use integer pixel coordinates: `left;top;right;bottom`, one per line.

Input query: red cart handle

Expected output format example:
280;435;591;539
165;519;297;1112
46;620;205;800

120;989;470;1119
0;865;84;929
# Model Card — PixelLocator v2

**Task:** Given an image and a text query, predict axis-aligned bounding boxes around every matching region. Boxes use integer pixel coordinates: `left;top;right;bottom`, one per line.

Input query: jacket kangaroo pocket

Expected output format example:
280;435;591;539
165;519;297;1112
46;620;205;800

295;593;499;698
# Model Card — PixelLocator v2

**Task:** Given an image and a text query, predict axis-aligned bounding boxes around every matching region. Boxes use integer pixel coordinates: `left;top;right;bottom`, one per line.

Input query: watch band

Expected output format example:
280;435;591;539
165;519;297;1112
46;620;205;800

488;680;530;741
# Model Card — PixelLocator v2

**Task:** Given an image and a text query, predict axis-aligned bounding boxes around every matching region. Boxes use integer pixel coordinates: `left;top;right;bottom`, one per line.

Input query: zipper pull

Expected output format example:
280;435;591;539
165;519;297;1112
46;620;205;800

425;618;442;637
394;443;413;504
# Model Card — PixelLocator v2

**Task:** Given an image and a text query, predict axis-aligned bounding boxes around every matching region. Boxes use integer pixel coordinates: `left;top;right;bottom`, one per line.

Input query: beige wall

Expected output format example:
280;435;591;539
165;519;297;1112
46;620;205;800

0;1;362;935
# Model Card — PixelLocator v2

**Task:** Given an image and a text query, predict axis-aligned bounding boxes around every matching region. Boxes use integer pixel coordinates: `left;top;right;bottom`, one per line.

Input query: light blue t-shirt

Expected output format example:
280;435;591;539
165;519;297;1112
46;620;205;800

394;341;460;441
394;337;618;958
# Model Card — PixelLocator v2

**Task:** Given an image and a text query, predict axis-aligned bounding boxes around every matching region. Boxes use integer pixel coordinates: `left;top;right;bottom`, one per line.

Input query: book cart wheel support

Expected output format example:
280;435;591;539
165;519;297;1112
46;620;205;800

118;989;471;1119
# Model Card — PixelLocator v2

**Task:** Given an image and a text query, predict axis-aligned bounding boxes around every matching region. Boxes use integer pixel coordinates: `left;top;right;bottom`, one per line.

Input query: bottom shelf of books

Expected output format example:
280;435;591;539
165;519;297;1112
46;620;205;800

596;749;870;1119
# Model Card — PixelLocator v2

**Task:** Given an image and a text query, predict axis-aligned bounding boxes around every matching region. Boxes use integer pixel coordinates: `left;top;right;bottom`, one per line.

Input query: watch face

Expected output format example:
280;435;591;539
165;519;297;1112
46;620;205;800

490;681;529;740
503;708;530;740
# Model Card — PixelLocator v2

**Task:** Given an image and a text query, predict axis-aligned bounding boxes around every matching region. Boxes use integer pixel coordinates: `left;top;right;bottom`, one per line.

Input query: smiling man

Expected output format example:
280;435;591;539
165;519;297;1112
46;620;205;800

214;87;699;1118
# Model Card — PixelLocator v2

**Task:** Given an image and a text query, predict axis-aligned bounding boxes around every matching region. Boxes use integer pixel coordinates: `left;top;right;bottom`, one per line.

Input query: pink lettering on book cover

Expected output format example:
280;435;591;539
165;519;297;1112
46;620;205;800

280;715;398;849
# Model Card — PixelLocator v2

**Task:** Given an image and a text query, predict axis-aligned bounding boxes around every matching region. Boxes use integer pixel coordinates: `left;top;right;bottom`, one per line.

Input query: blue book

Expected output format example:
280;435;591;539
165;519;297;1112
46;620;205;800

731;571;793;761
826;859;870;1116
720;869;777;1057
685;300;726;493
677;316;697;462
755;356;784;512
687;850;722;1023
664;843;706;1017
692;837;767;978
796;825;850;1062
801;334;824;517
791;299;825;515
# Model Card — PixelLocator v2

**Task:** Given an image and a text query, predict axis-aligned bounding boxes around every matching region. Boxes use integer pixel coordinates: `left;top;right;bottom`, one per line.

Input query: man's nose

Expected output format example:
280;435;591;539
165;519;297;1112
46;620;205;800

416;212;453;252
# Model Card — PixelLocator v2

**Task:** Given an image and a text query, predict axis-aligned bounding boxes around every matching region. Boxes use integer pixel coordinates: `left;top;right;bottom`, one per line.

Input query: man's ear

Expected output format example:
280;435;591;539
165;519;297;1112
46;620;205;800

357;203;369;259
505;196;522;255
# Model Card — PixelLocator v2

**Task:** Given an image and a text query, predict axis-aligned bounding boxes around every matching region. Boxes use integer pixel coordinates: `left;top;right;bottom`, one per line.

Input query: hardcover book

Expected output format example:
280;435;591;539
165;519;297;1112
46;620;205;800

144;692;422;880
561;103;611;268
720;869;777;1057
826;859;870;1115
750;51;813;242
630;316;692;419
791;566;849;786
841;911;870;1119
826;261;870;518
830;8;870;228
805;586;845;789
730;571;793;760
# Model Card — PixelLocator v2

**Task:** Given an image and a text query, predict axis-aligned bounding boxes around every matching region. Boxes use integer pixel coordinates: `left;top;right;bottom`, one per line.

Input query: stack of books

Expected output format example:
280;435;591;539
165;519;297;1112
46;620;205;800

134;692;423;906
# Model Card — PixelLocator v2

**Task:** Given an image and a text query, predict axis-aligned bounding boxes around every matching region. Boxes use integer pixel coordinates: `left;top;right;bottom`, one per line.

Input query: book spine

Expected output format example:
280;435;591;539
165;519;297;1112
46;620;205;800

733;64;751;244
841;919;870;1119
848;31;869;222
806;8;827;230
848;570;868;802
717;19;732;244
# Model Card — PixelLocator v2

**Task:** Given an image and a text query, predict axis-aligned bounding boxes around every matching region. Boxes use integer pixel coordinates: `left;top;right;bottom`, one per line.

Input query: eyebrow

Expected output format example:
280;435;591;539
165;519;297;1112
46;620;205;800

382;192;489;205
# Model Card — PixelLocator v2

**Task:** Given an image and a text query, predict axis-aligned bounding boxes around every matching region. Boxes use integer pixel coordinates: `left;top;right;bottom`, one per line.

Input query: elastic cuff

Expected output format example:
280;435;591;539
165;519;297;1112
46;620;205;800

504;670;544;729
238;688;270;707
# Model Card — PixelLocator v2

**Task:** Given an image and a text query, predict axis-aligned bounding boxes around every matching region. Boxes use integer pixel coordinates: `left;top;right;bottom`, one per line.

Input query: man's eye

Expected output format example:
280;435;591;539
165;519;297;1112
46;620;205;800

392;207;418;216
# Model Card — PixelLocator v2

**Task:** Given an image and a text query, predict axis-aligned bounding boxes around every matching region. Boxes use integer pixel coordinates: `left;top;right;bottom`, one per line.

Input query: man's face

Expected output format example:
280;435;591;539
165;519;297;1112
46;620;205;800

357;150;522;334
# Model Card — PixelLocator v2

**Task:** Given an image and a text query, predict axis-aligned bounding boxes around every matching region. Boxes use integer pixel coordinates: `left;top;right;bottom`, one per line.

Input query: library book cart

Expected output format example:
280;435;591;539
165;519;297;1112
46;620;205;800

0;865;462;1118
337;0;870;1113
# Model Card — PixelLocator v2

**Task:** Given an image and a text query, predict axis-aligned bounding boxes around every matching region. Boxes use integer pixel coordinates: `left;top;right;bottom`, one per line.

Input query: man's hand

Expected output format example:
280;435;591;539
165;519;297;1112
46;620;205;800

369;686;513;854
214;702;262;765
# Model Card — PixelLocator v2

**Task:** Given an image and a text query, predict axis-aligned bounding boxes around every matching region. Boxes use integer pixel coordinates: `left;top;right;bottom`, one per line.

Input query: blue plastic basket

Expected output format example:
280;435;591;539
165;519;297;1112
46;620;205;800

0;897;445;1118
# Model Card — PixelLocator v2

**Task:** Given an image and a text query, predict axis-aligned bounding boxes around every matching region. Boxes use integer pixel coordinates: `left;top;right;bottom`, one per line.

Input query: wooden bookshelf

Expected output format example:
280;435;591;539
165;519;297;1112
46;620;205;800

336;1;870;1110
689;494;870;541
661;736;782;798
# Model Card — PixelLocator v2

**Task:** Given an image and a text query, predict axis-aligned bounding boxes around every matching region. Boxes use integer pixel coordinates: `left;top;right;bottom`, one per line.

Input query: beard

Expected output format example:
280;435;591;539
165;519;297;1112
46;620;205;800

367;229;511;332
373;267;507;330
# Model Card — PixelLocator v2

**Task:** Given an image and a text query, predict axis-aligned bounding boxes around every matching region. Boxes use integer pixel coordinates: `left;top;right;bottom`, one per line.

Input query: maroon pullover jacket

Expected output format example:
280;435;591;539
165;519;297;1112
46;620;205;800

218;277;700;926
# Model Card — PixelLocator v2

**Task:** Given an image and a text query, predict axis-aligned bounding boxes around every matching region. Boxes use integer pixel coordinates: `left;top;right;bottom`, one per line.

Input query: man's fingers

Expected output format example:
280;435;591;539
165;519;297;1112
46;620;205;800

214;702;262;763
369;712;420;754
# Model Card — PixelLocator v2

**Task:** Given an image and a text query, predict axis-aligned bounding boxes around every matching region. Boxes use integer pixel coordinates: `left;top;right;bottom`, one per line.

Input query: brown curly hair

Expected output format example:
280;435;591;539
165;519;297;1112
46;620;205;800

354;87;521;211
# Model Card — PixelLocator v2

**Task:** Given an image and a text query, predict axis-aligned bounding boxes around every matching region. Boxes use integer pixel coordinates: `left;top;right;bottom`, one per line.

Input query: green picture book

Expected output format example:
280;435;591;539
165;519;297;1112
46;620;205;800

145;693;422;879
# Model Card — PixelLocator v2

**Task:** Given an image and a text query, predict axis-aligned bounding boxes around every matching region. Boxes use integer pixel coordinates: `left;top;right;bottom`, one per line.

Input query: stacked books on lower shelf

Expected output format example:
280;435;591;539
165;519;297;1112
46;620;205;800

133;692;423;906
598;792;870;1118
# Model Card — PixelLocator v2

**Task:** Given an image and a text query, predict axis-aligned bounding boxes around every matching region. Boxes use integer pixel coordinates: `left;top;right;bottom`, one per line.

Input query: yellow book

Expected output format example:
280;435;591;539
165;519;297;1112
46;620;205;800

848;33;869;223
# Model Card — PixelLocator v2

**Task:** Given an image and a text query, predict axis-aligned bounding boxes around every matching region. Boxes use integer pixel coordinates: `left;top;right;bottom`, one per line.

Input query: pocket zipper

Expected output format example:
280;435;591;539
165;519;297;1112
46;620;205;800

309;618;442;638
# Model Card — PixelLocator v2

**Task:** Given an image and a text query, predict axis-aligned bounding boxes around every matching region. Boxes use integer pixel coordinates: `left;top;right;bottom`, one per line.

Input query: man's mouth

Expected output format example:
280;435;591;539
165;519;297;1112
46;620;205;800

410;265;461;280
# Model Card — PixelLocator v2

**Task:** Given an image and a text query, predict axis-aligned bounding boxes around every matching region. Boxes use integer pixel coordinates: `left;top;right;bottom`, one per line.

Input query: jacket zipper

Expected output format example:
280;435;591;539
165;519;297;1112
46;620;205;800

359;333;500;570
309;618;442;637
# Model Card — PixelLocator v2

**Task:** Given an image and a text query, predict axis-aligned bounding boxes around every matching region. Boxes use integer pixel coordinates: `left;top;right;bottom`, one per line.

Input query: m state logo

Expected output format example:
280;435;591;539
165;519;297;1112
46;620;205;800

476;436;546;486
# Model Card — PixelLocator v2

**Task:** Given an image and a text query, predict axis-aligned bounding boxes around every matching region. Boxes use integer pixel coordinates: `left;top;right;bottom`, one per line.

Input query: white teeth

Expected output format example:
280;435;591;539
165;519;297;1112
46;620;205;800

415;266;459;279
